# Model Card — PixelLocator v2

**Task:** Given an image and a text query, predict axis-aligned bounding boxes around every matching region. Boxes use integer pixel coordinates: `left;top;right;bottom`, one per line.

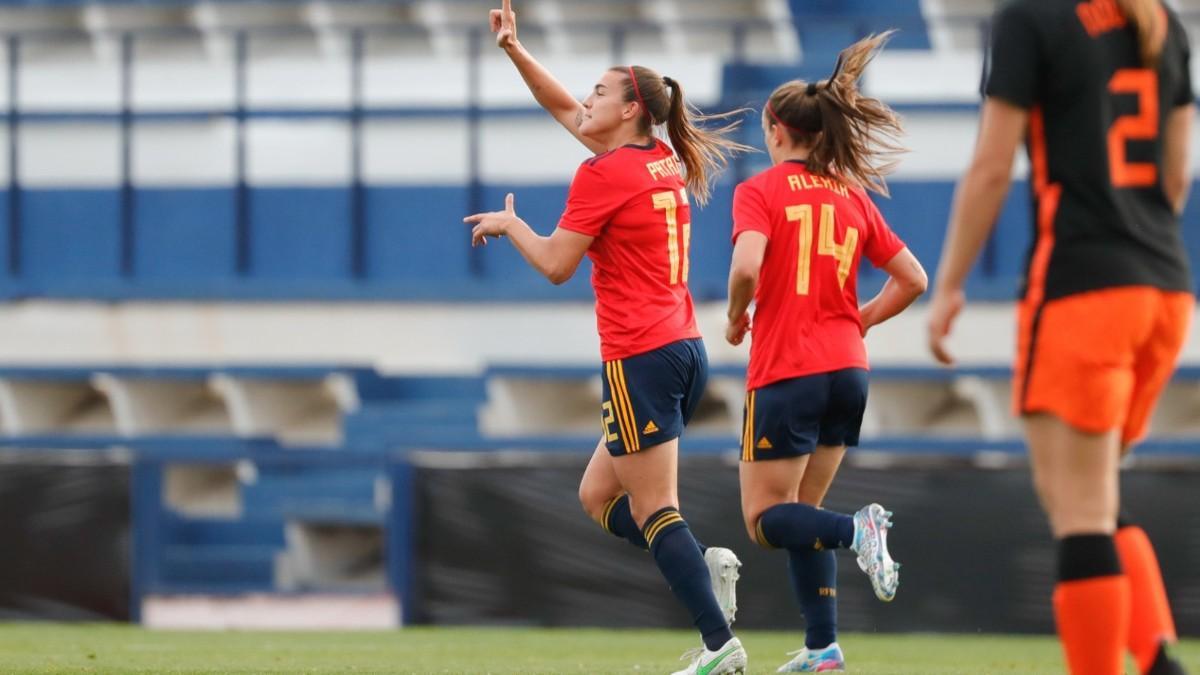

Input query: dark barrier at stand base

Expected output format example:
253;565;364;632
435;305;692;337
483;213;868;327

0;461;130;621
411;455;1200;634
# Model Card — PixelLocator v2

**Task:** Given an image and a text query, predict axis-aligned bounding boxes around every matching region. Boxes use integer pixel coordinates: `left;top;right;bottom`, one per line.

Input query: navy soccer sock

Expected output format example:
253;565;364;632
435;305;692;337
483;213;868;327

788;547;838;649
601;495;648;550
644;507;733;651
756;503;855;551
602;495;707;554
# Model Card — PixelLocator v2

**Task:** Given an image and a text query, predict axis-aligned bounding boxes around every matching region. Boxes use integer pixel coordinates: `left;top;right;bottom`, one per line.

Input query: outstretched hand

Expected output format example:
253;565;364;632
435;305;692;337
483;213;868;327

465;193;522;247
489;0;518;50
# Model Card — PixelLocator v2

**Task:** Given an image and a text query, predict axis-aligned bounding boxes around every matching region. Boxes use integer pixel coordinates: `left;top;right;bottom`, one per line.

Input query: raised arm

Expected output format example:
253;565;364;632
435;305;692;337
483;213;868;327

491;0;607;155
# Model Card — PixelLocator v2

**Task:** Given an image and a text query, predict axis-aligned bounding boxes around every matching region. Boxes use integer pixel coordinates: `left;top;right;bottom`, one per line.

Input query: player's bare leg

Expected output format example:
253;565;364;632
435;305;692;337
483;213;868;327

795;445;847;507
1025;413;1127;675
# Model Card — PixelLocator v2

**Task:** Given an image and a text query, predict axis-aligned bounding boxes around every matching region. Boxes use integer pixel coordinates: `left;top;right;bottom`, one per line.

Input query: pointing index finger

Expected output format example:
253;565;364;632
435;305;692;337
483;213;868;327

502;0;513;19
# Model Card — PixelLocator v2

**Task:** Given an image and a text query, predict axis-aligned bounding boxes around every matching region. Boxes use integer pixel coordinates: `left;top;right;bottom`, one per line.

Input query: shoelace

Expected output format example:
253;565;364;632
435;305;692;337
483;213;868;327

679;647;706;664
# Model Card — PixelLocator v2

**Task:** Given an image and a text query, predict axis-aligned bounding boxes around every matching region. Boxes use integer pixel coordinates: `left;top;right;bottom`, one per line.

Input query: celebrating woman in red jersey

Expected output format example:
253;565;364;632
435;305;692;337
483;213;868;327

465;2;751;673
723;33;927;673
928;0;1193;673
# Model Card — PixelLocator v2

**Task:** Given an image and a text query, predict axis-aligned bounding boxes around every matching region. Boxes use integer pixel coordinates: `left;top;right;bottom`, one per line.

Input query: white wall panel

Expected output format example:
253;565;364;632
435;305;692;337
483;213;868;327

363;118;469;184
371;57;469;107
20;40;121;111
246;36;351;108
245;119;351;184
479;115;591;184
133;37;236;110
133;120;236;185
21;123;120;186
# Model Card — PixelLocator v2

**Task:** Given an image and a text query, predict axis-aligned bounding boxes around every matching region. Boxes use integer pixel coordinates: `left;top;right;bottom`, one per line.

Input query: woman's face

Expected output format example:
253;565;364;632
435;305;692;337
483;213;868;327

580;70;638;140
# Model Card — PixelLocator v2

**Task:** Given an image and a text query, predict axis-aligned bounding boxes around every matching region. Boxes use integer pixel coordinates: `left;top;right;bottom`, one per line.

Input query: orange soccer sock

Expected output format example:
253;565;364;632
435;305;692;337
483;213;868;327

1116;523;1178;674
1053;534;1130;675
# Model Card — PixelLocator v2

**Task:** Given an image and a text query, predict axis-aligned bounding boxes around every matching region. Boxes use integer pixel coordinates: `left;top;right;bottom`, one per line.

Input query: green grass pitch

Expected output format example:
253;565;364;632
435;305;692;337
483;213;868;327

0;624;1196;674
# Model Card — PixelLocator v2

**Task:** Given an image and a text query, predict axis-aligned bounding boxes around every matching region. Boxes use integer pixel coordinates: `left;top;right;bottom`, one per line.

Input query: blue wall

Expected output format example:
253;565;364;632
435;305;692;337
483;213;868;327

2;180;1198;301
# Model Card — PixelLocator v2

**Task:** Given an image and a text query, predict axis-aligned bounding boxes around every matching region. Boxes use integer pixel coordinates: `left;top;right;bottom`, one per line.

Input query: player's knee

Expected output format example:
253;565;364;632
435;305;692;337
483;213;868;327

577;482;611;522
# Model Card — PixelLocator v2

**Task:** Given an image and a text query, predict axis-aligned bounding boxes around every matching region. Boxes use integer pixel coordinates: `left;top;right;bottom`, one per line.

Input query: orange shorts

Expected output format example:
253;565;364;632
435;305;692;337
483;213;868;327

1014;286;1193;444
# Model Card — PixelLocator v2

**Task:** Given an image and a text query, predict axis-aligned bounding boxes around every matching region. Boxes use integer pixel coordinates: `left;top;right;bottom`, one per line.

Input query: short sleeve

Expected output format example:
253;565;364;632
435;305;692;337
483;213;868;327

860;194;905;268
557;161;625;237
731;181;772;243
982;3;1041;109
1172;16;1194;107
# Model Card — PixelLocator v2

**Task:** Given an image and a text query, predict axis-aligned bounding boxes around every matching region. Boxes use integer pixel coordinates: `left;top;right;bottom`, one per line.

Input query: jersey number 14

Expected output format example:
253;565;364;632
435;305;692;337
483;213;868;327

786;203;859;295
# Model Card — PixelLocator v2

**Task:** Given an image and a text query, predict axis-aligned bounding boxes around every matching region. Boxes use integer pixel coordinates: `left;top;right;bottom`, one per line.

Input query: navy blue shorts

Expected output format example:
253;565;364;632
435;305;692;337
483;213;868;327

601;338;708;456
741;368;868;462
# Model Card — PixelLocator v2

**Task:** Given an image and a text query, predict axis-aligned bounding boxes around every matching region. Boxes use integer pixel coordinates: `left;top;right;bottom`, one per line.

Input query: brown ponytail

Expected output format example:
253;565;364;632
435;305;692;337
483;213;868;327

613;65;752;206
1116;0;1165;68
764;31;904;196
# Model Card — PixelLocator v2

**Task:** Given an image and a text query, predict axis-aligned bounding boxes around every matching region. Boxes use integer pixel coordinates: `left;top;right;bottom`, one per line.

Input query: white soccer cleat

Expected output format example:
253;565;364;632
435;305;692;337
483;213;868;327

851;503;900;602
671;636;748;675
704;546;741;624
776;642;846;672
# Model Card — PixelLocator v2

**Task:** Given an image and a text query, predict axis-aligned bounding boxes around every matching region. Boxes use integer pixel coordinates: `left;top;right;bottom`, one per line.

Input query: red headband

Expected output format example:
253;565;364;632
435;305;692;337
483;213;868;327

628;66;648;121
766;101;799;133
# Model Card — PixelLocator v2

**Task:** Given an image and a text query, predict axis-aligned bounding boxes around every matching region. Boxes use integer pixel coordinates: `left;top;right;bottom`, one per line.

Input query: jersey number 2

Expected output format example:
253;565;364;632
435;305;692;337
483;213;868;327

786;203;859;295
653;189;691;285
1108;69;1159;188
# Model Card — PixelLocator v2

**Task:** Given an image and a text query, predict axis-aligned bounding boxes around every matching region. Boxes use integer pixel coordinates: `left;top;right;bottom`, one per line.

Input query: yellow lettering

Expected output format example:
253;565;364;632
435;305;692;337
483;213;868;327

647;158;682;181
788;172;850;198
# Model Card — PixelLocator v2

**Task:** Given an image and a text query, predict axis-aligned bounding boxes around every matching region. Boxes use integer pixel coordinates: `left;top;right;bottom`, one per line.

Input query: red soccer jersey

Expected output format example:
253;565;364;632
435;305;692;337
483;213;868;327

732;160;905;390
558;139;701;361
